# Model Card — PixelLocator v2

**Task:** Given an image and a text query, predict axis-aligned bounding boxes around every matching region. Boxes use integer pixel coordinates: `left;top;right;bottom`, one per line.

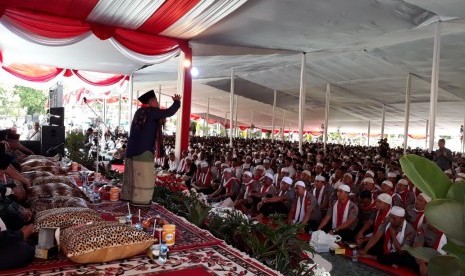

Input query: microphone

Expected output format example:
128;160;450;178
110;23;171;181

46;143;64;155
83;97;88;103
46;114;61;118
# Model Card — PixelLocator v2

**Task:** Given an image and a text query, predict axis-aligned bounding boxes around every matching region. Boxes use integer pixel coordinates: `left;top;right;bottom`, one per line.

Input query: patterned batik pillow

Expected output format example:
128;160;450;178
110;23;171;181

32;176;77;187
21;171;54;182
61;221;156;263
21;165;64;174
34;207;102;231
21;159;58;170
30;196;89;213
29;183;88;201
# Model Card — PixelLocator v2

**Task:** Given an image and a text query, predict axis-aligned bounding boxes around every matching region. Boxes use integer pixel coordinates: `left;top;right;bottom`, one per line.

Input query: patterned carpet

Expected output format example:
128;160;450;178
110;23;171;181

1;201;278;276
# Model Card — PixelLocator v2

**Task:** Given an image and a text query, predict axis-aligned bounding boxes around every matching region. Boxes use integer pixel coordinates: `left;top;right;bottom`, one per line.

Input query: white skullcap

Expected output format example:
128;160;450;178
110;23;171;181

214;161;221;165
242;163;251;169
221;163;229;168
315;175;326;182
295;181;306;188
316;163;324;168
419;193;432;203
281;167;290;173
455;178;464;182
397;179;408;185
195;160;201;166
382;180;393;188
444;169;453;174
362;177;375;184
185;156;192;161
378;193;392;205
264;172;274;180
223;168;233;174
390;206;405;217
457;173;465;179
343;173;353;180
243;171;253;178
201;162;209;168
387;172;397;178
338;184;351;193
263;159;270;164
255;165;265;171
302;170;311;176
4;187;12;197
366;156;371;160
281;176;293;185
366;170;375;177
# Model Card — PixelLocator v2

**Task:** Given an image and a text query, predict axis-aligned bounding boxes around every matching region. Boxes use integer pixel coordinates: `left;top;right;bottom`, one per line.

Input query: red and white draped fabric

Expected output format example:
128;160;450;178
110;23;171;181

0;0;247;63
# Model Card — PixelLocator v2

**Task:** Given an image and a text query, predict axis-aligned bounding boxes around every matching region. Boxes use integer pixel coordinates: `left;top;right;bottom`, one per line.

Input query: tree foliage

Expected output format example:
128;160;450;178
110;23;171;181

14;85;47;115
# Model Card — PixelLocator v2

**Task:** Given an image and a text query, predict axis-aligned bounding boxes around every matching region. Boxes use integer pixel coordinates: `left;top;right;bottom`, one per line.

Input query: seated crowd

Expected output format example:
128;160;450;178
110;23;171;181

0;128;458;274
156;136;458;275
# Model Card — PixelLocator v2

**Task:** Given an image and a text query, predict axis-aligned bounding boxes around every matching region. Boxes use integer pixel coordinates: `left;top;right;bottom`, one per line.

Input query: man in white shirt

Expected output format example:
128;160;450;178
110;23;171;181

26;122;40;141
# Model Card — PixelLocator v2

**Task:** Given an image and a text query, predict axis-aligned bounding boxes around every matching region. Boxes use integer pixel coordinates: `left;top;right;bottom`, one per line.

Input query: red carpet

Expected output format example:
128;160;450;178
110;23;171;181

1;201;278;276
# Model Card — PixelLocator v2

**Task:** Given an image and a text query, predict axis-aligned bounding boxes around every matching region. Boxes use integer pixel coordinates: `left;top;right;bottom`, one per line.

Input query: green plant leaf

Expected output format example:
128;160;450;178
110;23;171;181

403;245;441;262
400;154;451;199
444;240;465;263
447;181;465;204
425;199;465;243
427;256;465;276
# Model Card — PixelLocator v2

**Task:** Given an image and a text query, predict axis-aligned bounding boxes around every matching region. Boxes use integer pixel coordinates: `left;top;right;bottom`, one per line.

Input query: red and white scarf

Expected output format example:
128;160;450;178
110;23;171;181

313;186;325;205
243;180;254;199
199;169;211;188
293;191;307;224
374;208;390;234
433;230;447;255
223;177;237;194
332;199;350;229
383;220;407;253
260;185;271;194
413;208;425;230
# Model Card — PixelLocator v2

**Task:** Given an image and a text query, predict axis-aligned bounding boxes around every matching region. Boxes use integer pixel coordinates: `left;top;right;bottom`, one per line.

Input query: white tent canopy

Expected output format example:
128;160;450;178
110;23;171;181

1;0;465;136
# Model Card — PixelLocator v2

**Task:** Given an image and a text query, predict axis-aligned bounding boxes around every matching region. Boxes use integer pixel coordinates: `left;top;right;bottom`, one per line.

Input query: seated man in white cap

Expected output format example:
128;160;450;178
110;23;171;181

274;167;290;188
317;184;358;241
192;161;214;194
406;193;431;231
255;176;295;221
380;180;394;196
359;206;415;268
356;193;392;248
288;180;321;231
207;168;240;202
253;165;266;182
248;173;277;214
392;179;415;208
300;170;312;189
235;171;258;214
312;175;333;218
386;172;398;185
361;177;381;200
263;159;274;175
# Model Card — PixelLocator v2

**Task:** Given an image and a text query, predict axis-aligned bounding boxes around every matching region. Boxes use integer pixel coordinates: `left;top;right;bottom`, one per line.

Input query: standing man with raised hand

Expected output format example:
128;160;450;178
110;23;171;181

121;90;181;205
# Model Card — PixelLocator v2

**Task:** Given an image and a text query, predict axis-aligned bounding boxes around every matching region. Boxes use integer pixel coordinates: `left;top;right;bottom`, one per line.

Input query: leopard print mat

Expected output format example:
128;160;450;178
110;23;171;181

61;221;156;262
34;207;102;231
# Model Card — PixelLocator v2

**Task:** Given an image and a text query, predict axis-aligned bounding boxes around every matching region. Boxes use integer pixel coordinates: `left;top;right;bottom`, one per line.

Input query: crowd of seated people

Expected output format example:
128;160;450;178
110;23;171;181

0;129;35;270
155;136;459;275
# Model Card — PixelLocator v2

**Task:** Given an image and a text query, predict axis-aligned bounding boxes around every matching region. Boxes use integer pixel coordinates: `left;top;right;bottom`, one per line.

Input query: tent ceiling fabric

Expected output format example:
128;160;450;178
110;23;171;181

1;0;465;135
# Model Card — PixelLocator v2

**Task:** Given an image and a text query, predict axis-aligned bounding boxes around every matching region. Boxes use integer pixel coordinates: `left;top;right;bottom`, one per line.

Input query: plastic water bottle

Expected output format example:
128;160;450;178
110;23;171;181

352;248;358;262
158;241;168;263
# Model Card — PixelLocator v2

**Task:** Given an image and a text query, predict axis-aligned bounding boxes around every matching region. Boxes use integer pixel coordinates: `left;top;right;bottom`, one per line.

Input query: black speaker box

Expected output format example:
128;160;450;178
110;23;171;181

41;126;65;156
49;107;64;126
20;140;41;155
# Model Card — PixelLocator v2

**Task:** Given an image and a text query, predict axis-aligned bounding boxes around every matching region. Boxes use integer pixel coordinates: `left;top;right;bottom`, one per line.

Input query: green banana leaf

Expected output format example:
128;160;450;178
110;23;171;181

403;245;441;262
427;256;465;276
400;154;451;200
425;199;465;244
447;181;465;204
444;240;465;263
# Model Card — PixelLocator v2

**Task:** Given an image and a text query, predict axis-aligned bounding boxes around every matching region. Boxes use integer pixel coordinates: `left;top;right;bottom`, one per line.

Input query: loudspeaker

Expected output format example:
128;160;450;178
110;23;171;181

41;126;65;156
20;140;41;155
49;107;64;126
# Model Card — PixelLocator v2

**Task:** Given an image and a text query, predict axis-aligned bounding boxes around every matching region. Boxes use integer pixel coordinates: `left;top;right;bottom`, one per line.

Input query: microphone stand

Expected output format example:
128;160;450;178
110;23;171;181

83;99;115;175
